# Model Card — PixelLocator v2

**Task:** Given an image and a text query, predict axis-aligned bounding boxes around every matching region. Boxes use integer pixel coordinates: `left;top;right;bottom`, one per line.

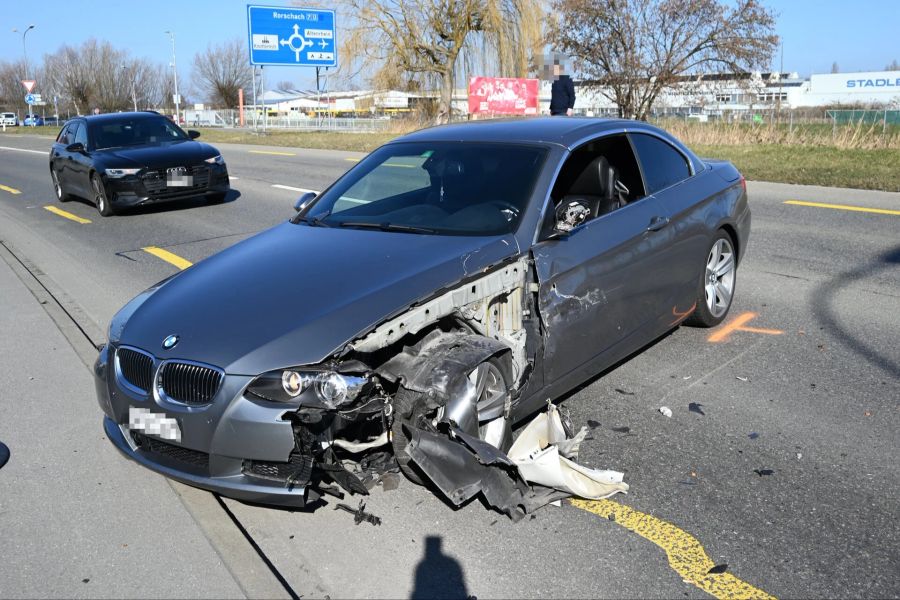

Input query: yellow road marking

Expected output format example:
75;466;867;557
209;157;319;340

0;184;22;195
708;311;783;343
344;158;361;163
785;200;900;216
43;205;91;224
248;150;296;156
571;499;776;600
142;246;193;270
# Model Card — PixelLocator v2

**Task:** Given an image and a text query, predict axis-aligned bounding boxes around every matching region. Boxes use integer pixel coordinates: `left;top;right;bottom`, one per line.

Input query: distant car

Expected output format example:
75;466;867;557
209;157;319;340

44;115;63;126
1;112;18;126
24;114;44;126
94;117;751;507
49;111;229;216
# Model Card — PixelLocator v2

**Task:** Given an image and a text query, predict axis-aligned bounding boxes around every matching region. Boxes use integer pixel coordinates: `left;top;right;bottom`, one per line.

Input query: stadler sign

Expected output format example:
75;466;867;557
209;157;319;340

846;77;900;88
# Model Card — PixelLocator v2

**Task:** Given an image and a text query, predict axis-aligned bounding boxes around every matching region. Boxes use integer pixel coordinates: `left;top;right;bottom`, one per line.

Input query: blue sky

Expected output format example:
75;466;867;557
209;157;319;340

2;0;897;94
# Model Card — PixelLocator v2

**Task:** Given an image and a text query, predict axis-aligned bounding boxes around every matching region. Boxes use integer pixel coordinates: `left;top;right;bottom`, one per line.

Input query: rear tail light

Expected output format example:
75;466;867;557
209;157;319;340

740;176;746;192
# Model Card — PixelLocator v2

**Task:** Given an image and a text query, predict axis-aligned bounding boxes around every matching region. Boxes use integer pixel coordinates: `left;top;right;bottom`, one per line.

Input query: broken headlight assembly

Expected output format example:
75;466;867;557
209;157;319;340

247;369;370;409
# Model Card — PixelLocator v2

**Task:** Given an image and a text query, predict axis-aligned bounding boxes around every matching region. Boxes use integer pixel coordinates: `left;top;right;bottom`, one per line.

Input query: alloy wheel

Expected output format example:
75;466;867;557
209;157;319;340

704;237;735;318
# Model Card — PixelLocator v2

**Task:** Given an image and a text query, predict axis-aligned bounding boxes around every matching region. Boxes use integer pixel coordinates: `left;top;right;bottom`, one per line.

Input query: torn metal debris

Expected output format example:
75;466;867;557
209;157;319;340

335;500;382;526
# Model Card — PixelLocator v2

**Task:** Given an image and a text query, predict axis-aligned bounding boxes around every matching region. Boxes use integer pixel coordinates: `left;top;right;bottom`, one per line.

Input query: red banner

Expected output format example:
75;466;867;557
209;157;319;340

468;77;539;115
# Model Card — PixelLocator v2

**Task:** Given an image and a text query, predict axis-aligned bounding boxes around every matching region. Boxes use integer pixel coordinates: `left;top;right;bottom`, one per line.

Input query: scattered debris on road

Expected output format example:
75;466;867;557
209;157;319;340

406;404;628;521
0;441;8;470
707;563;729;575
659;406;673;418
736;376;749;382
611;426;631;434
753;469;775;477
335;500;382;526
688;402;705;416
748;432;759;440
614;388;636;396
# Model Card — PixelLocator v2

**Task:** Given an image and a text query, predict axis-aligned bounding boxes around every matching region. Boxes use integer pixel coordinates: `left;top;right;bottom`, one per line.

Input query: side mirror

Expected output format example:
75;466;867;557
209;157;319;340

187;130;201;139
553;200;590;236
293;191;317;212
65;142;85;153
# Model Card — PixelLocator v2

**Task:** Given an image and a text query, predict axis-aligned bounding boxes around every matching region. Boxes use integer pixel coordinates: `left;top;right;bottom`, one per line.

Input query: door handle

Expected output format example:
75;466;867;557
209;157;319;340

646;216;670;232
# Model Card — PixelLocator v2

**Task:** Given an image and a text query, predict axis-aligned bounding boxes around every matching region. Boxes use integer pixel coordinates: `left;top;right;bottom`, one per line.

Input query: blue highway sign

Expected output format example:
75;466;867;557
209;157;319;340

247;5;336;67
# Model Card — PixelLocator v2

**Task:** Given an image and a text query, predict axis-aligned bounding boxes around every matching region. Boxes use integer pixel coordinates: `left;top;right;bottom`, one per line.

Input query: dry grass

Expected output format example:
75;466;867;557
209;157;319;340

662;119;900;150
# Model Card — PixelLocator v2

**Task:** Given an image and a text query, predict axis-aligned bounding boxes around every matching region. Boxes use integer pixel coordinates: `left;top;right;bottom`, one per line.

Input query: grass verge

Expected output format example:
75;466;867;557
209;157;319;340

3;125;897;191
690;144;900;192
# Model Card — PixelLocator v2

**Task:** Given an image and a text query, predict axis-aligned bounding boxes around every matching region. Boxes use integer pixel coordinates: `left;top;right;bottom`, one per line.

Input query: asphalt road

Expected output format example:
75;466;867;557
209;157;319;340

0;132;897;599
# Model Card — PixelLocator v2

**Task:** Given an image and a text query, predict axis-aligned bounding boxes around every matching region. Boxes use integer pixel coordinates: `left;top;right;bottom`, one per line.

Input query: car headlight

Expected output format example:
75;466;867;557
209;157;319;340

247;369;369;408
204;155;224;165
105;168;141;178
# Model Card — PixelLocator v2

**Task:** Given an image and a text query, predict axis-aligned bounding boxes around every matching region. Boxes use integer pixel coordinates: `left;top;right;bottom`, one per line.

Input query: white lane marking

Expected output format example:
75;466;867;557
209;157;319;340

271;184;319;194
229;176;239;180
0;146;47;155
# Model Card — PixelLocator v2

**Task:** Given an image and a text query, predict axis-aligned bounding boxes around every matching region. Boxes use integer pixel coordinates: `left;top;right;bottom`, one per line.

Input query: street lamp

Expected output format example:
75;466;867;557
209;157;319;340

164;30;181;124
122;64;138;111
12;24;35;126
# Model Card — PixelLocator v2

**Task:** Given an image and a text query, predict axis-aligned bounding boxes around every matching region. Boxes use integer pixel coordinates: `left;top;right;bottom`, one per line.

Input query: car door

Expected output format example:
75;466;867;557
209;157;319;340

52;124;74;188
628;132;707;323
532;135;674;386
67;121;92;197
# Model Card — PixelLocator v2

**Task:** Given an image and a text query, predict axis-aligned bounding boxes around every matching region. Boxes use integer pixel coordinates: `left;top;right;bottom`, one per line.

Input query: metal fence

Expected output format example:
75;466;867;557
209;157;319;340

183;108;393;133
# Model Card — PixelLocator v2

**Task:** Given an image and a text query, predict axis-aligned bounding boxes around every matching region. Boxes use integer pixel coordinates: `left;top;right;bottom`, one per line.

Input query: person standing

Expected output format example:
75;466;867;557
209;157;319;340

550;63;575;116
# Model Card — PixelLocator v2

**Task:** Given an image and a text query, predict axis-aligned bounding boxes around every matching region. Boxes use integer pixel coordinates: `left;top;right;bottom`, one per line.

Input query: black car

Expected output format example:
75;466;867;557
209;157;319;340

96;117;750;508
49;111;229;216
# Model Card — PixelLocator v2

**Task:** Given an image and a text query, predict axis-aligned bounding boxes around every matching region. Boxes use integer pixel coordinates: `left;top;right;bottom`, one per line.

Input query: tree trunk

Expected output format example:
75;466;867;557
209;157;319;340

437;69;454;125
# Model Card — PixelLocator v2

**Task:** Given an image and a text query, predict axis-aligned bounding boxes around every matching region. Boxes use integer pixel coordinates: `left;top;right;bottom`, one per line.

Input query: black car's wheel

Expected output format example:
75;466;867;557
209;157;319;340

391;356;512;485
91;173;115;217
207;192;227;204
50;169;70;202
686;230;737;327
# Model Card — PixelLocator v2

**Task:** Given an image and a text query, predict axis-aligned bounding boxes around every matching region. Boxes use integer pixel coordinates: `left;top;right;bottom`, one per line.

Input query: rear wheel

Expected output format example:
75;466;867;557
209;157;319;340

51;169;70;202
686;231;736;327
91;173;115;217
391;356;512;485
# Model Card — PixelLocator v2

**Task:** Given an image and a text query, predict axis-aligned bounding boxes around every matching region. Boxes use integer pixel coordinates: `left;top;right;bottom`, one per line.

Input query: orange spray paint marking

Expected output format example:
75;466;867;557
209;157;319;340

669;302;697;326
707;311;783;343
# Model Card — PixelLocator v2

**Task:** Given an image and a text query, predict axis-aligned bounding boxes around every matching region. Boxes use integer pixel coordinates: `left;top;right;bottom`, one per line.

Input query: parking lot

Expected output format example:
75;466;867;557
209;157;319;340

0;132;897;599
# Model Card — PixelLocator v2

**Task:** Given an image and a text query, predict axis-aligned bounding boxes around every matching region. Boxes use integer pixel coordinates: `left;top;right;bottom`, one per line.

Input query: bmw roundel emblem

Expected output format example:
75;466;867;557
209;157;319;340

162;335;179;350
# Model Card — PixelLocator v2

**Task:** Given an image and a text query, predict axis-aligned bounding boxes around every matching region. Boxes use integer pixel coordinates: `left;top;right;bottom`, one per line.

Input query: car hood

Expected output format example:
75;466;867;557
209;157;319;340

96;140;218;169
117;222;520;375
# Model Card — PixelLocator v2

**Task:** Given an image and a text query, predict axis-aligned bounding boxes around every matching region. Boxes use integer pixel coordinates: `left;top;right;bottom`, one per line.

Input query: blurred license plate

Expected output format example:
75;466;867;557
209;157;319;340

129;406;181;442
166;168;192;187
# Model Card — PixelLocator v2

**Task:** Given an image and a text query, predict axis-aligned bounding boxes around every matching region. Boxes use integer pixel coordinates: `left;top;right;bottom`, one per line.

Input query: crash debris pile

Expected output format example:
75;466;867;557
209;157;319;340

406;404;628;521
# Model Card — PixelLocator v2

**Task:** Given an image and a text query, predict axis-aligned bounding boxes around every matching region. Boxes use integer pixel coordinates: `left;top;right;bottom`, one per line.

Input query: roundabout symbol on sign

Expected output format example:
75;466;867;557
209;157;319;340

280;24;313;62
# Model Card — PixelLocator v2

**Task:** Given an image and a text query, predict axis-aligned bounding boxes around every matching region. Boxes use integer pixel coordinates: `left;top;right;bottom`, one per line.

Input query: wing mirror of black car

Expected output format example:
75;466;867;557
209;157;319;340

187;130;201;139
65;142;85;153
294;191;317;212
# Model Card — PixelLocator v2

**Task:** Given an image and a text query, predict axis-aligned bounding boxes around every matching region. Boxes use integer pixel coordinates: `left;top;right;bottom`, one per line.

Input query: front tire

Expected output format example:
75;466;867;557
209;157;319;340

686;230;737;327
91;173;115;217
391;356;512;485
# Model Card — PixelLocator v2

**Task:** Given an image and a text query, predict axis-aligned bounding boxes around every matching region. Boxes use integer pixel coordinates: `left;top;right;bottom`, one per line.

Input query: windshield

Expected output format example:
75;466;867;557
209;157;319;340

89;117;189;150
303;142;547;236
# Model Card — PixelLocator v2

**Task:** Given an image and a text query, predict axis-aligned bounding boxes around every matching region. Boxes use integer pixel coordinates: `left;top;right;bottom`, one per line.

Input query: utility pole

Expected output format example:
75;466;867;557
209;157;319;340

13;24;35;125
164;30;181;124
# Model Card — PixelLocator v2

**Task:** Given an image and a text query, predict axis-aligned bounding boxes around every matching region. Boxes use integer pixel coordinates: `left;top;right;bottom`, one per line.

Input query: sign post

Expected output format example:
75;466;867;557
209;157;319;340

247;6;337;128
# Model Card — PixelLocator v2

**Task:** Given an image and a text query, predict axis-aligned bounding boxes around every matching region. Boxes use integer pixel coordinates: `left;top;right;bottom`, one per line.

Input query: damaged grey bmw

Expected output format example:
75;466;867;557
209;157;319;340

94;117;749;518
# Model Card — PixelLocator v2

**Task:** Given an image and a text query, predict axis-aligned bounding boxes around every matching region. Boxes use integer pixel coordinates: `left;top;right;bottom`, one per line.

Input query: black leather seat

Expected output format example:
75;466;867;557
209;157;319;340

561;156;623;219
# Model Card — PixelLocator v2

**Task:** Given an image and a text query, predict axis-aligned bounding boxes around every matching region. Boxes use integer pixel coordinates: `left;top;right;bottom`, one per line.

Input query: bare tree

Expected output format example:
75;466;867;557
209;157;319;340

549;0;778;119
0;59;29;113
886;59;900;71
337;0;543;122
275;80;295;92
831;62;840;74
192;39;252;108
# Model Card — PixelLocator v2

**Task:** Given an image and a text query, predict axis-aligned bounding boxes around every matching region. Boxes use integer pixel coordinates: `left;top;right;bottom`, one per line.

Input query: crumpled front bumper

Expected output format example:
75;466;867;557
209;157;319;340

94;344;312;507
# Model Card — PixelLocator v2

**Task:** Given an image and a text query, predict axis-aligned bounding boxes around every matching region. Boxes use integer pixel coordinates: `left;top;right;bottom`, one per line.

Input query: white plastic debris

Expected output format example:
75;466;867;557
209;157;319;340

736;376;749;382
659;406;673;418
508;404;628;500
